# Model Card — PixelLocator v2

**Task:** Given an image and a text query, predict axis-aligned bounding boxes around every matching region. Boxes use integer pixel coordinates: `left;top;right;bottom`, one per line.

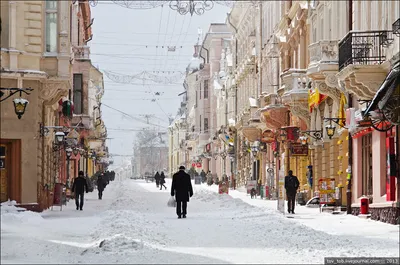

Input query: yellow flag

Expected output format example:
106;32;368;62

338;93;347;127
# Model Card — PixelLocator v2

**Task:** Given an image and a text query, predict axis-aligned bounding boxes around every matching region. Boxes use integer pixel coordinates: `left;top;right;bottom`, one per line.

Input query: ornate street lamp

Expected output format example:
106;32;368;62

13;98;29;119
0;87;34;119
325;124;336;139
55;132;66;145
323;117;347;139
65;147;73;159
73;148;79;156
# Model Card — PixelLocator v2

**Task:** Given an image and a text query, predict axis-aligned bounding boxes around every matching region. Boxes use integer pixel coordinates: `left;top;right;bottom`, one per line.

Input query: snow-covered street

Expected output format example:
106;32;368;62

1;179;399;264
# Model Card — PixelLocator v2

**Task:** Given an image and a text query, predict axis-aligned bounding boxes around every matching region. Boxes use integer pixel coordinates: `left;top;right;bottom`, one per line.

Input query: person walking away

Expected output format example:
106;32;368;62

200;170;206;183
97;174;106;200
155;171;160;188
171;166;193;219
160;171;167;190
71;171;89;211
284;170;300;214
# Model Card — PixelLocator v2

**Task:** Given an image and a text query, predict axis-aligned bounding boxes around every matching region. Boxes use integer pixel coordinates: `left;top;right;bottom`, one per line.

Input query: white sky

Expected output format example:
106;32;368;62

90;1;230;166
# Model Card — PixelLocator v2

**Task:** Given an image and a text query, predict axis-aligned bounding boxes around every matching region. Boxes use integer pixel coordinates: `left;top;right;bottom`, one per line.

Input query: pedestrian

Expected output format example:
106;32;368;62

97;173;106;200
159;171;167;190
284;170;300;214
200;169;206;183
71;171;89;211
155;171;160;188
171;166;193;219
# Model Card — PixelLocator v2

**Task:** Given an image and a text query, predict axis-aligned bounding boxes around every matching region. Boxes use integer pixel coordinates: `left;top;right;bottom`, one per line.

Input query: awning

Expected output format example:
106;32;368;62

364;63;400;116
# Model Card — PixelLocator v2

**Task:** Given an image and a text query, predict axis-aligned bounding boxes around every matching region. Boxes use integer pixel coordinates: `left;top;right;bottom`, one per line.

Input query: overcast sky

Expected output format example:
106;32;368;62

90;1;230;167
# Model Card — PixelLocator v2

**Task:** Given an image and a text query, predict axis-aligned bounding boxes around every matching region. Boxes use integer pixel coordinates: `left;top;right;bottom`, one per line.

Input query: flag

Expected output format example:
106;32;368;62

338;93;347;127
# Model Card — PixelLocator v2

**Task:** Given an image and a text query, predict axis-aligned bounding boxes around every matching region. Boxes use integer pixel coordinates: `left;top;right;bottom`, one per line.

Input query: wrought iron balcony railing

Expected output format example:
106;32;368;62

338;30;394;71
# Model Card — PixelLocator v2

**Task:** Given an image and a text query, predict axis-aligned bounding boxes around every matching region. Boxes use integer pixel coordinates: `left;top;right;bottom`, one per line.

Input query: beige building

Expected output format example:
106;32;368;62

0;0;108;211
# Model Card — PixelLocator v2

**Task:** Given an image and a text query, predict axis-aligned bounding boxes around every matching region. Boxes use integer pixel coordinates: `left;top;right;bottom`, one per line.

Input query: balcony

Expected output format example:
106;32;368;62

308;40;339;74
339;31;394;71
337;30;394;99
280;69;311;127
260;93;288;130
73;46;90;61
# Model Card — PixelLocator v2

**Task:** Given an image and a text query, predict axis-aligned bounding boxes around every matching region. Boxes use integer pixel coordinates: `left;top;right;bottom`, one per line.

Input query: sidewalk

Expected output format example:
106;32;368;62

193;182;399;242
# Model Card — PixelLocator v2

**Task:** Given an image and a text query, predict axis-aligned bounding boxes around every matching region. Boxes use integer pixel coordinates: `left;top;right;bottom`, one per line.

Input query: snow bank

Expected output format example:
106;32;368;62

1;200;44;226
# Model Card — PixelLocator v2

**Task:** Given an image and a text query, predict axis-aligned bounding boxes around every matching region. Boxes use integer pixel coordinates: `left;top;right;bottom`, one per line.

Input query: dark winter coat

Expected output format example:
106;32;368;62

72;176;88;194
284;175;300;195
171;170;193;202
160;173;166;184
97;176;106;191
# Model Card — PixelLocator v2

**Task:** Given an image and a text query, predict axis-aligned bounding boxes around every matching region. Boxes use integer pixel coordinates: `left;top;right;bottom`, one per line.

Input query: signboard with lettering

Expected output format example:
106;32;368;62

290;143;309;156
277;170;285;214
318;178;336;205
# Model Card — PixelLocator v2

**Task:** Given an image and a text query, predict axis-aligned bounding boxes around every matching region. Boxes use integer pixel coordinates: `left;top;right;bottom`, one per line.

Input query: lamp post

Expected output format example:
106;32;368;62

55;132;66;145
65;147;72;188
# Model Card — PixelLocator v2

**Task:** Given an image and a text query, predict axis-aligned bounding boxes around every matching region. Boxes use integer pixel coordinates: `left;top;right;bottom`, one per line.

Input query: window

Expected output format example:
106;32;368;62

361;133;373;197
45;0;58;53
199;115;202;133
204;80;209;99
73;74;83;114
195;91;198;108
204;118;208;132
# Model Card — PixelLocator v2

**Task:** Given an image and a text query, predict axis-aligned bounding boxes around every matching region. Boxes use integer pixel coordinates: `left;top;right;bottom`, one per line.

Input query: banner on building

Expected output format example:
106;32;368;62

386;137;396;201
318;178;336;205
219;181;229;194
308;88;327;112
277;170;285;214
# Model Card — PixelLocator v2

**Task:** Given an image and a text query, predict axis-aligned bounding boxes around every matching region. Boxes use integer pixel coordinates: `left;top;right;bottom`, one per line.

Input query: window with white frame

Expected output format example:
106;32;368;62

45;0;58;53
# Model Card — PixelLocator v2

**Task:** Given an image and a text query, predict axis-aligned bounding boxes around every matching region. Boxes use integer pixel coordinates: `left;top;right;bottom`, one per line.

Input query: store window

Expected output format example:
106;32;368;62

45;0;58;53
361;133;373;198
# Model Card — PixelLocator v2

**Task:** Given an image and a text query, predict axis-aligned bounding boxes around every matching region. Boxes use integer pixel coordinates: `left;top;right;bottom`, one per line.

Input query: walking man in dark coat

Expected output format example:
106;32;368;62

171;166;193;219
71;171;89;211
155;171;160;188
284;170;300;214
159;171;167;190
97;173;106;200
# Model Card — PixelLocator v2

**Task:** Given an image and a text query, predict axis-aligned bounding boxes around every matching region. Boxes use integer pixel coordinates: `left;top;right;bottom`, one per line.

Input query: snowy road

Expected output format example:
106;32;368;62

1;179;399;264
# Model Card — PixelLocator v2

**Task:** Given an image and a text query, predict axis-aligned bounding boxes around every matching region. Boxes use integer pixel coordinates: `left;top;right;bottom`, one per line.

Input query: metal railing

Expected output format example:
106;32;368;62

338;30;394;71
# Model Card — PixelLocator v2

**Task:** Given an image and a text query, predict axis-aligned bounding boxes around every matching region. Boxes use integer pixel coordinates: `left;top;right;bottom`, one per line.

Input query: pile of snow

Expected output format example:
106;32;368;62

1;200;43;226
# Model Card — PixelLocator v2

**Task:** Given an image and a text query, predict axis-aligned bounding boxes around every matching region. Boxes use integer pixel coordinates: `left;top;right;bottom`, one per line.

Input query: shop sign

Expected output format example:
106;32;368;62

261;130;275;143
196;162;202;168
318;178;336;205
290;143;308;156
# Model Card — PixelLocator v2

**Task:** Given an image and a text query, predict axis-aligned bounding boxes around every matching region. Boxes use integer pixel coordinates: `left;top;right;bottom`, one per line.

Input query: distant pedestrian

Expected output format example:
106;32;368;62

171;166;193;219
97;173;106;200
155;171;160;188
159;171;167;190
200;170;206;183
284;170;300;214
71;171;89;211
250;188;257;199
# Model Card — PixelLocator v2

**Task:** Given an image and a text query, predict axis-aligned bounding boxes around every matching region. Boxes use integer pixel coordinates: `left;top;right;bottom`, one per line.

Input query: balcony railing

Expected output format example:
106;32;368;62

73;46;90;60
338;30;394;71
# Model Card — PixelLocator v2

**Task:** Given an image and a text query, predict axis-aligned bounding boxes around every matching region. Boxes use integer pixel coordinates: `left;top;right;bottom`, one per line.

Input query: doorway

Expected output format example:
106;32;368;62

0;139;21;203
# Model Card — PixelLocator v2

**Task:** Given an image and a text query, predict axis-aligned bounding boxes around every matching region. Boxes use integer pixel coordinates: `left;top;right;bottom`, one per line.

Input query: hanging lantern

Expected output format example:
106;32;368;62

13;98;29;119
62;99;74;118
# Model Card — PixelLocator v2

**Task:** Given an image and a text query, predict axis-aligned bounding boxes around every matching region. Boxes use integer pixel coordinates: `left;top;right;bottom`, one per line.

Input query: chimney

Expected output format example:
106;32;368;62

193;45;201;57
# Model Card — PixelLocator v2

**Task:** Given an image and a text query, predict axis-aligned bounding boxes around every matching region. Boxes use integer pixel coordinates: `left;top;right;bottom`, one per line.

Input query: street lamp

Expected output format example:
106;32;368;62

73;148;79;156
65;147;73;159
325;124;336;139
13;98;29;119
55;132;66;145
0;87;34;119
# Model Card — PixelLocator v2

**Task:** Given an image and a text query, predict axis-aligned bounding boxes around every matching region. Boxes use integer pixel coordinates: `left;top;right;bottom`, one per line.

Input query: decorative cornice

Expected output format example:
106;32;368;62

41;80;70;105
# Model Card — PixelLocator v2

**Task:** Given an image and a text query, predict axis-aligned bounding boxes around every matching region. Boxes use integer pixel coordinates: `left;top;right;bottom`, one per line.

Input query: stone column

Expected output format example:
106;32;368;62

57;0;71;78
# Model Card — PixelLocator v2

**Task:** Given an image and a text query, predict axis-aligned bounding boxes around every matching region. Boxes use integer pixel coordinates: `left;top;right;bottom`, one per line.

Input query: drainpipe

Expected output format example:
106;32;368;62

396;125;399;206
346;93;353;214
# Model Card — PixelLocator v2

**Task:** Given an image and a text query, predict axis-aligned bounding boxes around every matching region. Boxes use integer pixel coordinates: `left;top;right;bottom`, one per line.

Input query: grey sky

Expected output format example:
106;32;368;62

90;1;230;166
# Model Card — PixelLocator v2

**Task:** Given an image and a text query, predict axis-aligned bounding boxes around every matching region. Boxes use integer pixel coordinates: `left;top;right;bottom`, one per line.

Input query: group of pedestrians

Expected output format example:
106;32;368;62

154;171;167;190
71;170;113;211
